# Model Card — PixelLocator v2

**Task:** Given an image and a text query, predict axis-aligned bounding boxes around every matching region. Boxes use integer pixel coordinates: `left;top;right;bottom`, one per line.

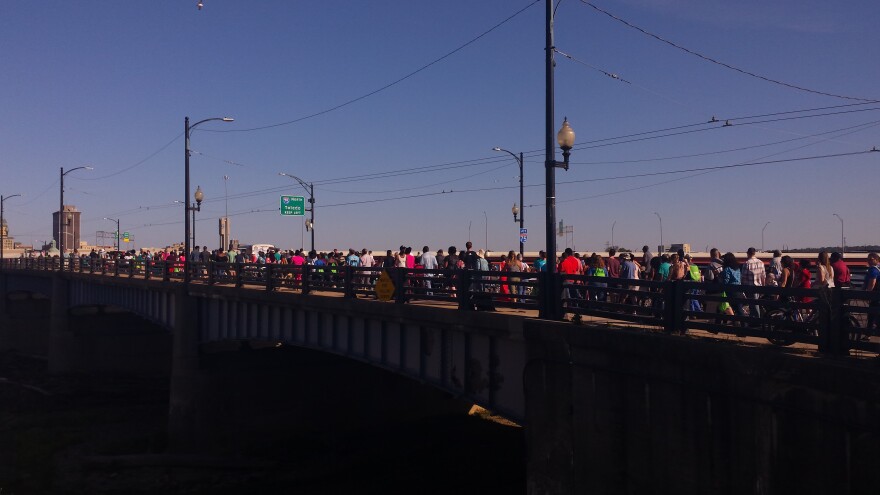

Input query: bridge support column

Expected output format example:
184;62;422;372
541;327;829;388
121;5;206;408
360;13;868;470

168;286;202;452
47;273;74;373
0;273;9;351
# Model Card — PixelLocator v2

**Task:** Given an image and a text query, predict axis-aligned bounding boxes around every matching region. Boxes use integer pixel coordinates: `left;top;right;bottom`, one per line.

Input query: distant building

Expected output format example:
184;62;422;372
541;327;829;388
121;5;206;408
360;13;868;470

1;217;14;253
669;243;691;255
52;205;81;253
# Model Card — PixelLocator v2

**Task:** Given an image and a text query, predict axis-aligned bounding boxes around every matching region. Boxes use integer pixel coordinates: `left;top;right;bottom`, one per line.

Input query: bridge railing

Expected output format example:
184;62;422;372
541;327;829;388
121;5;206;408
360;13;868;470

3;258;878;357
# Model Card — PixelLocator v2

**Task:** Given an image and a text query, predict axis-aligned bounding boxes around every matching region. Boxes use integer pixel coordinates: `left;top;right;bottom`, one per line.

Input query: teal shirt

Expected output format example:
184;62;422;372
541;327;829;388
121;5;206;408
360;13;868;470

658;262;670;281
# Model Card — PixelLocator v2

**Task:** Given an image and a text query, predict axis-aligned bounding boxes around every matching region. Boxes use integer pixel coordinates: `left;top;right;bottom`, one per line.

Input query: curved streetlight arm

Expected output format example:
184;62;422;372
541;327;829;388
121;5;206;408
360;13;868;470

492;147;519;163
493;147;526;256
279;172;316;252
2;194;22;204
62;165;94;177
187;117;234;137
278;172;312;196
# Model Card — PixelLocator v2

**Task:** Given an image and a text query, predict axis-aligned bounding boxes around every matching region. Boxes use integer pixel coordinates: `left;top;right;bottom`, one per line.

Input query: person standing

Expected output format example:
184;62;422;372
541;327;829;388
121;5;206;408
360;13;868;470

420;246;438;294
741;247;766;319
830;252;851;288
642;245;654;280
533;250;547;272
720;252;743;317
864;253;880;331
770;250;783;279
618;253;640;308
816;251;835;289
605;248;621;304
559;248;583;306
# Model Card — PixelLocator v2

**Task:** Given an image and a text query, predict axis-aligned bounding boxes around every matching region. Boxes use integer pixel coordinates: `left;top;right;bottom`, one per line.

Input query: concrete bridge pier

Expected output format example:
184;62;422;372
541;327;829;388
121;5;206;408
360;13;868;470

1;274;50;355
47;273;75;373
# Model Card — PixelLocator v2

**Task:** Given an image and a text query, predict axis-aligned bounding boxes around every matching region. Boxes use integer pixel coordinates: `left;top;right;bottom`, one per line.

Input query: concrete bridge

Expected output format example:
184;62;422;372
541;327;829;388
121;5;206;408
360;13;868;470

2;267;880;494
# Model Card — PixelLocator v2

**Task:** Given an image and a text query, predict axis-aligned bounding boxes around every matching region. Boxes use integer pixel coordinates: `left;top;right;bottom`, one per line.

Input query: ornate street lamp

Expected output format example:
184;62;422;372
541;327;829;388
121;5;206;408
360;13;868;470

493;147;525;257
185;116;233;284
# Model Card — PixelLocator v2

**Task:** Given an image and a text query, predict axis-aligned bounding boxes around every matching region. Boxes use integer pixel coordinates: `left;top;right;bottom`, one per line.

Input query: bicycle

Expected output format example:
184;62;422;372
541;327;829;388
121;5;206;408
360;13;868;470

764;298;861;347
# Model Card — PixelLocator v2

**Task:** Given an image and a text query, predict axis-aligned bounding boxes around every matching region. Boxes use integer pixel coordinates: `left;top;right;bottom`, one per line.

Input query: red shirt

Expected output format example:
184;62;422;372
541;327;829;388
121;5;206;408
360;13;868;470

831;259;850;285
559;256;581;275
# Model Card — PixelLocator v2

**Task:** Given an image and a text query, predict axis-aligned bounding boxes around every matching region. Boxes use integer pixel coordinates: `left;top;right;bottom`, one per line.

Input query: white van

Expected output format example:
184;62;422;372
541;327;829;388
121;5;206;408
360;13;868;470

241;244;276;256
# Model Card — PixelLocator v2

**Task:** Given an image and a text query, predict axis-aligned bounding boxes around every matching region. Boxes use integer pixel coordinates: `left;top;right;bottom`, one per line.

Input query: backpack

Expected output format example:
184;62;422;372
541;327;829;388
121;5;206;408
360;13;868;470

594;267;606;277
688;264;701;281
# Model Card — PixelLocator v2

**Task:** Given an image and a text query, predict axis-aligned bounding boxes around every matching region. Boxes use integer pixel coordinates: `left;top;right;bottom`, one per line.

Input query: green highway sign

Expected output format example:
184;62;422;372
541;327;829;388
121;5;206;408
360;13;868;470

280;195;305;216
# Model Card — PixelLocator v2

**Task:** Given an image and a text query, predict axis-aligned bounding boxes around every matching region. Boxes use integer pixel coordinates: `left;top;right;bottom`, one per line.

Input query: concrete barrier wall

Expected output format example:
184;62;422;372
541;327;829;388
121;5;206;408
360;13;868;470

524;322;880;494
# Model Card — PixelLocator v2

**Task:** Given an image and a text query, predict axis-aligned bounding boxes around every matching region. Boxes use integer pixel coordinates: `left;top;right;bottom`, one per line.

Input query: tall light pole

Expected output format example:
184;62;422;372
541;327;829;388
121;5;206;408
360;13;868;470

103;217;120;252
493;147;525;257
833;213;844;254
483;210;488;254
278;172;315;252
611;220;617;250
221;174;230;250
543;0;577;319
762;221;770;252
1;194;22;266
185;116;233;284
60;165;93;269
654;212;663;253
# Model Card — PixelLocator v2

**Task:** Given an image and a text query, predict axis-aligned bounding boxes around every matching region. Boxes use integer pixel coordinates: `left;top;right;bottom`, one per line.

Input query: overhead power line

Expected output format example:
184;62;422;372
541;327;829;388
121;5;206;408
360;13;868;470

208;0;541;133
568;119;880;165
579;0;879;102
317;149;875;208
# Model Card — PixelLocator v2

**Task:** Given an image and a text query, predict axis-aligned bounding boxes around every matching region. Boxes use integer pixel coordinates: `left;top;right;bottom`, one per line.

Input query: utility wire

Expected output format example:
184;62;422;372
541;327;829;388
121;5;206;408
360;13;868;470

208;0;541;133
553;48;631;83
569;120;880;165
555;123;879;205
579;0;879;102
79;133;183;181
190;103;880;193
316;149;875;208
573;106;880;152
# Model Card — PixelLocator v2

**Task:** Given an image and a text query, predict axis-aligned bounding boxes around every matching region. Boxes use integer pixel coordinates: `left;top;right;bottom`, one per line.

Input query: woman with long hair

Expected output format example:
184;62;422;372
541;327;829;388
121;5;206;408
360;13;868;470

816;251;835;288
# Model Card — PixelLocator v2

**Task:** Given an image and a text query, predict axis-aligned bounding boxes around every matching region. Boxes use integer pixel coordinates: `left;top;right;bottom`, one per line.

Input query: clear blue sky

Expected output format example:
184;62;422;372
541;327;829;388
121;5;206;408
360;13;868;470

1;0;878;254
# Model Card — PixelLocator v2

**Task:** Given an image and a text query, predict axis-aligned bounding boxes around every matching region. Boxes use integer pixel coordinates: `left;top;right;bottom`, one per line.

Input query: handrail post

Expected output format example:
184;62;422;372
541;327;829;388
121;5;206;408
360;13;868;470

163;261;170;282
663;280;683;334
302;264;311;295
265;264;274;291
395;268;406;304
208;261;215;285
458;268;472;310
235;262;243;288
820;287;843;355
145;260;152;280
344;265;355;298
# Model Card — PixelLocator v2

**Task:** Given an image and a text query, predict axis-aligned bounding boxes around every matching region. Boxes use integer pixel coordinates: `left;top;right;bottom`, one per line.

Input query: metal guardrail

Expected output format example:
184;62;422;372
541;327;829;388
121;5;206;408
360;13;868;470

3;258;878;357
